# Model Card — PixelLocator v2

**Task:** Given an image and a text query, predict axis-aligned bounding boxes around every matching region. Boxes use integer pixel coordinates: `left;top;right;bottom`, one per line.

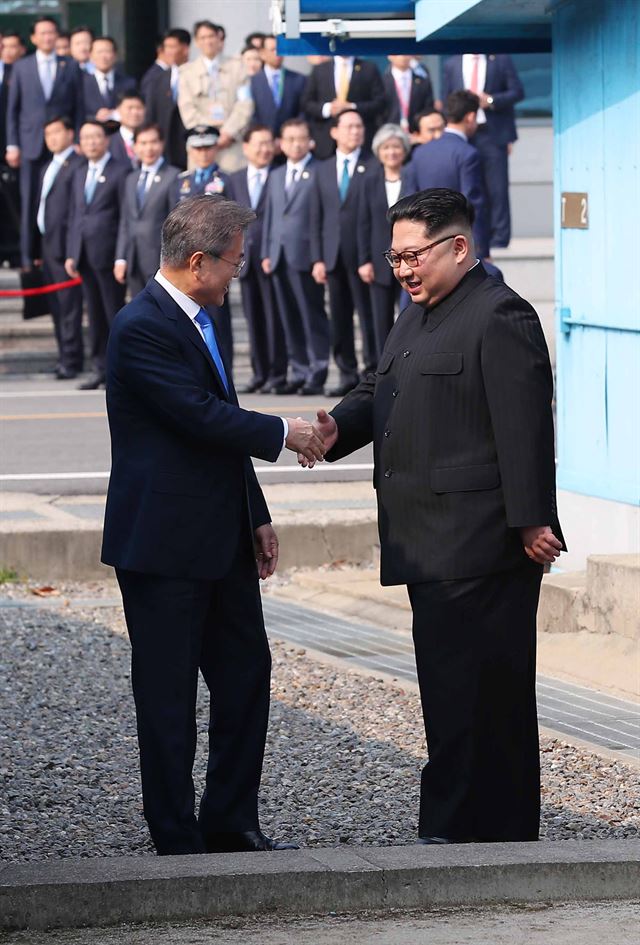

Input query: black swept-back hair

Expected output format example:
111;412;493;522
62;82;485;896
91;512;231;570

387;188;475;237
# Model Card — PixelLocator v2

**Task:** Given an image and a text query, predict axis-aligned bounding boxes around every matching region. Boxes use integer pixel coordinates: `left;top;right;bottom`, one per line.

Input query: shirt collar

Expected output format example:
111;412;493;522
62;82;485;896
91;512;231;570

391;66;411;82
120;126;134;143
335;56;354;66
287;154;312;174
463;53;486;65
156;59;170;70
88;152;111;173
155;270;201;321
336;147;360;165
203;55;221;71
140;157;164;175
248;162;268;178
445;127;467;142
96;68;114;81
264;64;280;79
52;145;75;165
36;50;56;64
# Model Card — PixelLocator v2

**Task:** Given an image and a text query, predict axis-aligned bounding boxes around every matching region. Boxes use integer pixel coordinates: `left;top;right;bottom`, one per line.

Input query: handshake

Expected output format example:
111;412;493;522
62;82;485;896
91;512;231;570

284;409;338;467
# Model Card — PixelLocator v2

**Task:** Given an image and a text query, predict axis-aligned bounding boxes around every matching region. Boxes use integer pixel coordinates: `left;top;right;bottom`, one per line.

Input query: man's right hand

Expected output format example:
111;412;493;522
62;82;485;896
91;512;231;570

65;258;79;279
285;416;325;464
312;261;327;285
5;147;20;169
298;409;338;468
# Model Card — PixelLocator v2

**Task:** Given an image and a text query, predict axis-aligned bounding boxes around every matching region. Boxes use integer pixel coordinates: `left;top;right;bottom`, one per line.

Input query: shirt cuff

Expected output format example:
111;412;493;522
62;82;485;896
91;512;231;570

114;259;126;266
321;102;332;119
281;417;288;451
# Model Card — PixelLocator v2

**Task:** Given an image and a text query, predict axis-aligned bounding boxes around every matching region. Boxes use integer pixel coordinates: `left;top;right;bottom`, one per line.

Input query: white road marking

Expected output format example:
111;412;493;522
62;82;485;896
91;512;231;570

0;463;374;482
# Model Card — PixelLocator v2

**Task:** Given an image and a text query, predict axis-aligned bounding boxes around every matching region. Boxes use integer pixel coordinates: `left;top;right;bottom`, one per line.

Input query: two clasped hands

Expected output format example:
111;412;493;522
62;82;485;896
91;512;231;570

283;408;338;468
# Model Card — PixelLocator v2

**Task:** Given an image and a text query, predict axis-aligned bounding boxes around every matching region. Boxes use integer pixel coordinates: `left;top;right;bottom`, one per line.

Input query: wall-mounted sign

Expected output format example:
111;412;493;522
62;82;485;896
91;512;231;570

561;192;589;228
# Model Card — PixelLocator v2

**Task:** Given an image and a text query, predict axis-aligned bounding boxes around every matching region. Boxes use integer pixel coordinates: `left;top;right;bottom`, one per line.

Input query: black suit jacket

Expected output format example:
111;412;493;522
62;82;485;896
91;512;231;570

140;61;166;102
442;54;524;146
309;152;376;271
81;68;137;119
36;150;85;259
146;69;187;170
327;264;565;585
381;69;434;131
357;165;411;285
250;67;306;135
301;59;386;159
101;276;283;580
0;62;13;156
67;154;130;268
226;167;272;279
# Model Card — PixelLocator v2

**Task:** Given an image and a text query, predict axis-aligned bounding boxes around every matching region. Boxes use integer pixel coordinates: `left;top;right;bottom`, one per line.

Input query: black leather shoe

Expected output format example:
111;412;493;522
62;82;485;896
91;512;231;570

56;367;77;380
77;373;105;390
416;836;452;845
204;829;299;853
241;379;264;394
271;381;303;395
300;384;324;395
326;381;357;397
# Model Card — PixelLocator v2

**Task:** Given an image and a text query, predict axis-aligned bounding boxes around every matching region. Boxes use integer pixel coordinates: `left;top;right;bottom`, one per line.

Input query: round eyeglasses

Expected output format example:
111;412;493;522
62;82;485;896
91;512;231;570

383;234;457;269
206;250;246;277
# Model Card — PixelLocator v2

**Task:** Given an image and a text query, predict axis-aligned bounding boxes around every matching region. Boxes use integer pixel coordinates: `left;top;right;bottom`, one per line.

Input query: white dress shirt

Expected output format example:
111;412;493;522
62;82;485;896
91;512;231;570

285;152;312;190
321;56;354;118
462;53;487;124
95;68;114;98
138;157;165;196
384;178;402;208
85;151;111;187
153;270;287;445
444;127;468;143
37;145;75;234
334;147;361;186
35;49;57;94
390;66;412;127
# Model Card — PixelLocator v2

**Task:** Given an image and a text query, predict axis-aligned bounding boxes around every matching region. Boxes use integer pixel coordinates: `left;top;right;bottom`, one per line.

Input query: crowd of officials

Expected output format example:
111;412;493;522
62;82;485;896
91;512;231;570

0;15;524;391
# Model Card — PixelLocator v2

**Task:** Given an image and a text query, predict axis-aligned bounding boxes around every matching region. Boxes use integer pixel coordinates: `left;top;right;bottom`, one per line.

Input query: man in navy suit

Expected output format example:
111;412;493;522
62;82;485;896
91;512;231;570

102;194;324;855
34;116;85;379
442;54;524;248
81;35;136;122
227;125;288;394
262;118;330;395
302;56;386;160
108;91;144;168
250;35;306;138
309;110;378;395
382;55;434;134
65;121;129;389
405;91;490;260
145;29;191;171
6;16;82;268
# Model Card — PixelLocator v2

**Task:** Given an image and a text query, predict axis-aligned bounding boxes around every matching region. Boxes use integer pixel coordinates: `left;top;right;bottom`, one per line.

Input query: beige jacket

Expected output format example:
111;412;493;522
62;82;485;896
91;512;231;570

177;56;254;173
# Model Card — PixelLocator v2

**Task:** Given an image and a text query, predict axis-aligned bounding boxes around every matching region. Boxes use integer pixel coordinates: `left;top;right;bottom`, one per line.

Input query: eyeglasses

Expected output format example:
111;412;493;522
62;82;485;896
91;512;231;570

383;234;457;269
206;250;246;277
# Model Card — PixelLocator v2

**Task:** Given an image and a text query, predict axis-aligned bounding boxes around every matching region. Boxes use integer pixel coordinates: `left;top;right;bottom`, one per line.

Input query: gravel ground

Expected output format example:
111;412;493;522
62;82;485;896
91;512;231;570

0;583;638;862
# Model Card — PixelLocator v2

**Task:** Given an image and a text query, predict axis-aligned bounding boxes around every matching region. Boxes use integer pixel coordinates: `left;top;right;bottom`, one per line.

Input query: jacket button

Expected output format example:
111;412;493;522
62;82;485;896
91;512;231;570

392;389;399;397
403;350;410;358
384;468;393;478
384;429;391;437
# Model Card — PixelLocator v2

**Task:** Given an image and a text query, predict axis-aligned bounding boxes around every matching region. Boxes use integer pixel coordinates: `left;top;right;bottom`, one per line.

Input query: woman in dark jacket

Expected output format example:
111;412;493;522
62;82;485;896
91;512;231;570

357;122;412;358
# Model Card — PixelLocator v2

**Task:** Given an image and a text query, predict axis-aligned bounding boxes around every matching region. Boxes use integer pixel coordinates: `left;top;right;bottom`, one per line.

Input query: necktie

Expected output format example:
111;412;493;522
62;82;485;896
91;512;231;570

249;172;263;209
37;159;60;233
84;165;98;204
99;73;110;102
136;170;149;210
285;167;298;196
339;157;350;202
171;66;179;102
195;168;204;186
270;70;281;105
194;308;229;393
208;61;218;96
124;137;135;162
337;59;350;102
469;55;480;94
41;57;54;100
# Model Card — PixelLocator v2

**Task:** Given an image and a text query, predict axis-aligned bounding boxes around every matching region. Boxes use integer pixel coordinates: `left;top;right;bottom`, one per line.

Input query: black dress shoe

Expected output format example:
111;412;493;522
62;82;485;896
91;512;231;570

78;373;105;390
271;381;304;395
56;367;77;380
300;384;324;395
204;829;299;853
326;380;358;397
416;836;452;845
240;379;264;394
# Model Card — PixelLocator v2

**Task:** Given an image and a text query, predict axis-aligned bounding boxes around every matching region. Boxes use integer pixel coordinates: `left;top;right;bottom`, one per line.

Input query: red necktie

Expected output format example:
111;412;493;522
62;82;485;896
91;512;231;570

469;55;480;94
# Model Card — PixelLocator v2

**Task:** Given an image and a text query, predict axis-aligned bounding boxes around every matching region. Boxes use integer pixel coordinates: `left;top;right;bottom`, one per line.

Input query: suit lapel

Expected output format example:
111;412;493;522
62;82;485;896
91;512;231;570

139;161;166;215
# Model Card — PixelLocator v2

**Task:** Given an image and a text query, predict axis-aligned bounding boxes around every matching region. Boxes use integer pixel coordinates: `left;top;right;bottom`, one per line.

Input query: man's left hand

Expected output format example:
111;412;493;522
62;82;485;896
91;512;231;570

520;525;563;565
254;523;279;580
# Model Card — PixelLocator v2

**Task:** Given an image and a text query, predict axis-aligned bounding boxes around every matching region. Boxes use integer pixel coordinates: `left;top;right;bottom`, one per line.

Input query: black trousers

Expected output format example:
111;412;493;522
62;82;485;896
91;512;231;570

473;129;511;249
239;262;286;388
42;247;84;372
78;255;126;374
18;153;48;267
369;280;400;362
408;560;543;842
116;538;271;856
327;253;376;384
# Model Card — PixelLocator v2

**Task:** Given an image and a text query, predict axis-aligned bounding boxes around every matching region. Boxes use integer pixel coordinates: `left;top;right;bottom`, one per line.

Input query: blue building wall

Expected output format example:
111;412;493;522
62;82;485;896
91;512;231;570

553;0;640;505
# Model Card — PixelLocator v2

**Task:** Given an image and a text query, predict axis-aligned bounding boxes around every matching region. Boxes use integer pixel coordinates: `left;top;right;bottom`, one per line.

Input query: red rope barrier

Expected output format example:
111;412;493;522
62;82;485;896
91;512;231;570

0;277;83;297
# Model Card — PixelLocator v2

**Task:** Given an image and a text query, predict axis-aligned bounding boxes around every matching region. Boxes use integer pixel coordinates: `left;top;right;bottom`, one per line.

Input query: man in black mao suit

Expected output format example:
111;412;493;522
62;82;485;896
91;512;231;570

442;54;524;248
102;194;324;854
309;189;565;843
302;55;386;159
65;121;129;389
309;110;377;395
35;117;85;378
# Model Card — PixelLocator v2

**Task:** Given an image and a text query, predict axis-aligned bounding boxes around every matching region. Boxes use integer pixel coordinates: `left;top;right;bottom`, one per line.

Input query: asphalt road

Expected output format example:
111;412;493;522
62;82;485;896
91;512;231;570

0;375;373;495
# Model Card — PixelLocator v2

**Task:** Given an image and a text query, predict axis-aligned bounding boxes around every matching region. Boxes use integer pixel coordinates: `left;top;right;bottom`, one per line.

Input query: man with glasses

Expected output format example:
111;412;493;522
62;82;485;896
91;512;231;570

102;194;326;856
304;188;565;845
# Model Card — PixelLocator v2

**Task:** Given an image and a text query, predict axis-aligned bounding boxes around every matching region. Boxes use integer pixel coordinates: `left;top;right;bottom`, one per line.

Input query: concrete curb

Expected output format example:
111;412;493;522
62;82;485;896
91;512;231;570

1;841;638;931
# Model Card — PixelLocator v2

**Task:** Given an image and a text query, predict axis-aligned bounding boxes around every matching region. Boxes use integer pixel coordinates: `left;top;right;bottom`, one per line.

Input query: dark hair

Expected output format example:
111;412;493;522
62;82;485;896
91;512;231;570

161;195;255;267
216;24;226;41
445;90;480;124
330;109;364;129
57;30;70;41
133;122;164;143
44;115;74;132
70;25;95;40
2;30;25;44
194;20;218;36
164;28;191;46
387;188;475;235
117;90;145;106
243;124;273;143
92;35;118;52
80;119;107;135
415;108;445;125
245;31;266;47
31;16;59;34
279;117;310;136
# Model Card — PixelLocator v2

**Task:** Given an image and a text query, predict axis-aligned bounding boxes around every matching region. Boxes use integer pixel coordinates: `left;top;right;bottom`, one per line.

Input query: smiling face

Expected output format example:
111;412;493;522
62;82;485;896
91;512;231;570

44;120;74;155
243;129;274;168
91;39;116;73
391;218;471;308
79;122;109;161
196;229;245;307
377;137;405;173
134;128;164;167
31;20;58;55
195;25;222;60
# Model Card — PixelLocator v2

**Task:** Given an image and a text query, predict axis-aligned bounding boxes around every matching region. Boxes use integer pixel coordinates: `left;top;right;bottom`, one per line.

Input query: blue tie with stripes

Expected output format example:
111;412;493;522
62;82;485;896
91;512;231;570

194;308;229;393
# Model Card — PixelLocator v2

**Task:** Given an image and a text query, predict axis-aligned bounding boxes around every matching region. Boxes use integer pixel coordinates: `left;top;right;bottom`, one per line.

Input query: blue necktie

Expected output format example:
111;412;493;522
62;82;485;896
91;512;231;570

136;170;149;210
84;165;98;204
194;308;229;393
339;157;350;202
195;168;204;186
270;70;281;105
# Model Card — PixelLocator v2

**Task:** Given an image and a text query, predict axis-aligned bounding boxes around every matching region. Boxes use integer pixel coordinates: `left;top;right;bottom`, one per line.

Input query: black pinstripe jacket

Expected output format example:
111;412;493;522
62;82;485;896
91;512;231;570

327;263;565;585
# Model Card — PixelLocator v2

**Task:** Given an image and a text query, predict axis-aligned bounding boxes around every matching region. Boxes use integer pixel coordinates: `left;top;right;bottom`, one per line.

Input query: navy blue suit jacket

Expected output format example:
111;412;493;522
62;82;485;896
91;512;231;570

309;152;377;271
441;55;524;147
250;68;306;136
405;132;490;258
226;167;272;280
81;68;137;119
357;166;411;286
67;154;130;268
101;276;283;580
381;69;434;131
36;150;85;259
7;54;81;159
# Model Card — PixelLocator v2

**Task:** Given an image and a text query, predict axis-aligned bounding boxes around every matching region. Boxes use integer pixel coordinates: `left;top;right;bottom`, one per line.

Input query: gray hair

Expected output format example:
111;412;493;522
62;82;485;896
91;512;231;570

371;123;411;159
160;195;255;267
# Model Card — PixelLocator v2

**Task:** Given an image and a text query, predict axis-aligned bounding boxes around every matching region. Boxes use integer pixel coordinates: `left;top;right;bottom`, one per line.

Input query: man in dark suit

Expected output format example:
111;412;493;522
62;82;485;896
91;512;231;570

145;29;191;171
227;125;288;394
442;53;524;248
139;39;168;101
108;91;144;168
114;123;180;297
6;16;82;268
302;55;386;159
250;35;306;137
102;194;324;855
262;118;330;395
65;121;129;389
306;188;565;844
405;91;490;260
0;32;23;265
35;116;85;379
309;110;377;395
81;35;136;122
382;55;434;134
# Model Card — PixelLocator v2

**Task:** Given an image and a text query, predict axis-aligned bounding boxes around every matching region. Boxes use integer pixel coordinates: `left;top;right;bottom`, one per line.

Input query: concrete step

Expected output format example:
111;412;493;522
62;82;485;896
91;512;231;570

586;554;640;640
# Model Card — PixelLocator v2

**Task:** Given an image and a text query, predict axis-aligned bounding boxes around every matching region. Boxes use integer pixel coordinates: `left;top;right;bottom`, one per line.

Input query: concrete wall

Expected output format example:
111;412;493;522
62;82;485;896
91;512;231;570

510;120;553;239
169;0;272;57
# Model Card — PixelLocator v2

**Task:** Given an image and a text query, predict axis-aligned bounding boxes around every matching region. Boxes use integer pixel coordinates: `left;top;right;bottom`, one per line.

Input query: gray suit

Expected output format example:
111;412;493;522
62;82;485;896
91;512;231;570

116;160;180;295
262;159;329;389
